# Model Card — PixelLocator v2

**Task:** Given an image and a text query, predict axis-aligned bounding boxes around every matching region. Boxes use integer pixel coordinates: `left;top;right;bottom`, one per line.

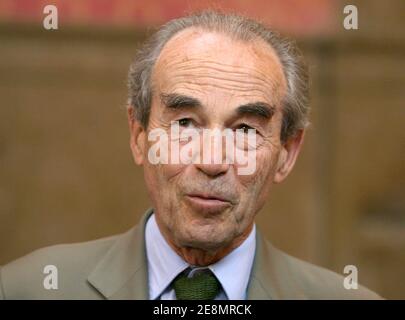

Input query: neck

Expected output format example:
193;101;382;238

156;218;253;266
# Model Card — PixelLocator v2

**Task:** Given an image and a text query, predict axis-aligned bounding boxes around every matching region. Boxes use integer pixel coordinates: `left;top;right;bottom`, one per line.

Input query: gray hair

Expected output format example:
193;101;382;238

127;10;309;142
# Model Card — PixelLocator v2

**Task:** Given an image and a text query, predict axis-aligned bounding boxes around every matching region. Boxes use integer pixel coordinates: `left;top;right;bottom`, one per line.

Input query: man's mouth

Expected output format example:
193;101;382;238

185;193;232;213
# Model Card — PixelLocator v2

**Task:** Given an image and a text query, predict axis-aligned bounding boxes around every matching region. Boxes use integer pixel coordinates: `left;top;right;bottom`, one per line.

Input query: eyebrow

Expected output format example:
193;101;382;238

236;102;275;119
160;92;275;119
160;93;202;109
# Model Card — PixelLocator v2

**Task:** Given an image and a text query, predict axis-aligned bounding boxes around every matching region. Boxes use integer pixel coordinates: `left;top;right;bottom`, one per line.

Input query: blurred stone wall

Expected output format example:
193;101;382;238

0;0;404;298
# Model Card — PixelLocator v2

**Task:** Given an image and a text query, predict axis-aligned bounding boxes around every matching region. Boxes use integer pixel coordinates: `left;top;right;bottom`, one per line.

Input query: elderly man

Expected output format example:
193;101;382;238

0;11;380;300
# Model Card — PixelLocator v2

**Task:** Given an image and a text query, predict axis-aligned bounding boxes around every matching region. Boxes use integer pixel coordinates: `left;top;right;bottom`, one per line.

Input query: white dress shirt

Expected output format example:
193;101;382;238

145;212;256;300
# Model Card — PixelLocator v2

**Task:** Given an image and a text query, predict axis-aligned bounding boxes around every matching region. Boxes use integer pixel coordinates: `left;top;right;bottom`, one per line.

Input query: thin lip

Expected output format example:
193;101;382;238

186;193;231;203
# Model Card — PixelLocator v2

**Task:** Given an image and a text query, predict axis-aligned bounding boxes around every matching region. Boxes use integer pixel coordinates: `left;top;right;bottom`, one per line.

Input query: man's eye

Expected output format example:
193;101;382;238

236;124;255;134
178;118;192;127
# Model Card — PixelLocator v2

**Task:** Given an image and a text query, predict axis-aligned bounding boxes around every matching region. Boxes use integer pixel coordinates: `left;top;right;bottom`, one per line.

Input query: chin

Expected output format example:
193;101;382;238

182;238;230;252
177;224;236;251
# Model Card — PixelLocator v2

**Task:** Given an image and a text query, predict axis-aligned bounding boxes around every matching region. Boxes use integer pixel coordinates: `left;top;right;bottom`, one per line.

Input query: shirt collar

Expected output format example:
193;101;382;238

145;213;188;300
145;213;256;300
208;223;256;300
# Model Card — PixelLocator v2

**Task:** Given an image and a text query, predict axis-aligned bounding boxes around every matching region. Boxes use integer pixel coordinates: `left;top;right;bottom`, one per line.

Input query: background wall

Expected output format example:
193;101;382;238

0;0;404;298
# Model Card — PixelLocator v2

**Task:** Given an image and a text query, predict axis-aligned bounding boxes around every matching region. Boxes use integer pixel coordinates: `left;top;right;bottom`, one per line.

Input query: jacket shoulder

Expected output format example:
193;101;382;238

0;234;120;299
270;244;382;299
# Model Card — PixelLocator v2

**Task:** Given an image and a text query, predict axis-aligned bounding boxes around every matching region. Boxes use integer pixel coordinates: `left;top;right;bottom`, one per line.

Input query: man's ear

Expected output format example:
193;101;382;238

274;129;305;184
127;106;146;165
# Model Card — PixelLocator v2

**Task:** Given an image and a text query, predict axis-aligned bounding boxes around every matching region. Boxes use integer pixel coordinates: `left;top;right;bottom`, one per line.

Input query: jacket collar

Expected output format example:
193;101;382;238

87;208;154;299
246;231;280;299
247;231;305;299
87;207;298;300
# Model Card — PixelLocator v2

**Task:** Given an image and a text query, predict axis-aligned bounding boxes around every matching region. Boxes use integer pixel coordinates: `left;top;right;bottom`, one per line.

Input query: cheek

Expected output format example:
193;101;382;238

160;163;187;182
144;161;188;196
235;147;279;199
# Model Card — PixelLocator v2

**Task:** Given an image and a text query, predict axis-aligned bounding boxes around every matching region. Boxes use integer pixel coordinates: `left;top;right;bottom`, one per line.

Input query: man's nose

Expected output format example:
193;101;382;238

194;132;230;177
194;161;230;177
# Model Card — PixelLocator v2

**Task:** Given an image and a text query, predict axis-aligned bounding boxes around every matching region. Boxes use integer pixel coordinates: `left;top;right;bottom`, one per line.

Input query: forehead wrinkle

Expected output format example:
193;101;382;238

166;57;278;88
163;58;273;83
152;29;287;107
160;57;283;97
171;62;272;85
158;64;282;108
169;71;275;94
162;80;279;109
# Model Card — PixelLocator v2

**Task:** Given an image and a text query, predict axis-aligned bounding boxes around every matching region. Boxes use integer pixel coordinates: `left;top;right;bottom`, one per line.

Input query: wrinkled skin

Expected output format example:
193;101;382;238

128;28;304;266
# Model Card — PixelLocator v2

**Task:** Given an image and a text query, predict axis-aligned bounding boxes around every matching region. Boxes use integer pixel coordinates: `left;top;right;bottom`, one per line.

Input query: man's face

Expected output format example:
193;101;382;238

130;29;299;252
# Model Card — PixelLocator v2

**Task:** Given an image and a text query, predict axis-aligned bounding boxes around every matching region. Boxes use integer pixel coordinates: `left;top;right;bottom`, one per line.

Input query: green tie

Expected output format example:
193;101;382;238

173;269;221;300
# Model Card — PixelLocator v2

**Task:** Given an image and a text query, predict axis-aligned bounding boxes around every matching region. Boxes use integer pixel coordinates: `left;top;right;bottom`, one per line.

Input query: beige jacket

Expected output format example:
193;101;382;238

0;208;381;299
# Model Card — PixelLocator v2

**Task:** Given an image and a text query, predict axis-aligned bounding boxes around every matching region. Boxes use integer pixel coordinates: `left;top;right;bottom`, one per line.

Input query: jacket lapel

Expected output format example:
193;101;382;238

88;208;301;300
247;230;278;299
87;208;154;299
247;230;305;299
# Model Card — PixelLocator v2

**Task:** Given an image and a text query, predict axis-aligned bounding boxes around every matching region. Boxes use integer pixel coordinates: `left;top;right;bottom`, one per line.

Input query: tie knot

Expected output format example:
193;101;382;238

173;268;221;300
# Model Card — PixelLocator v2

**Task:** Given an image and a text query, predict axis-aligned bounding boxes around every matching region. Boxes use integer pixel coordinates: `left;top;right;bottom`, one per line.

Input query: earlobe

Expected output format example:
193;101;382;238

127;107;146;166
274;148;288;183
274;130;305;183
